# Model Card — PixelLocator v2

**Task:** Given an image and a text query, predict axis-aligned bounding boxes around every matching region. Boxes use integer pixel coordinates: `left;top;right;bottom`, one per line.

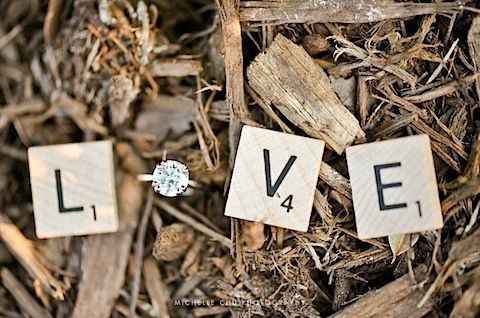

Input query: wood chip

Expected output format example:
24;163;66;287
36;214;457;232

108;75;139;127
302;34;330;55
405;73;480;103
241;221;265;251
330;265;432;318
72;174;143;318
247;34;364;154
216;0;249;166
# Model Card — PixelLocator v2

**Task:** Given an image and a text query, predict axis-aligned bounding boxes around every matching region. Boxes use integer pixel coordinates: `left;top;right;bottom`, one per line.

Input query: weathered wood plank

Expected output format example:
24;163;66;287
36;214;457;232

240;1;461;24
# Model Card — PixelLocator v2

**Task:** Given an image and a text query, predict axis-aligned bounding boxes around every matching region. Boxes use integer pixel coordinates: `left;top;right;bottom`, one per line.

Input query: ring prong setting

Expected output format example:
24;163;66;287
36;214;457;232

141;160;190;197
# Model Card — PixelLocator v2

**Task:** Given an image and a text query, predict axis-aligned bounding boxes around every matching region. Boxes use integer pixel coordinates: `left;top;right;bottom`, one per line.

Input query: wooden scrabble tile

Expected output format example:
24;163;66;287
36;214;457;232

225;126;325;232
28;140;119;238
346;135;443;239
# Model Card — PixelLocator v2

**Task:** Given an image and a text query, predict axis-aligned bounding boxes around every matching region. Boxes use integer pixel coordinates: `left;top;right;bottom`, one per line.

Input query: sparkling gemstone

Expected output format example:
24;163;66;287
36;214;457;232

152;160;189;197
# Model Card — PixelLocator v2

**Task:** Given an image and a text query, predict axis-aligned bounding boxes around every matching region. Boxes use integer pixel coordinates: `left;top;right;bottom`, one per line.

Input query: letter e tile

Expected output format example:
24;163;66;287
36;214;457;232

224;126;325;232
28;140;119;238
346;135;443;239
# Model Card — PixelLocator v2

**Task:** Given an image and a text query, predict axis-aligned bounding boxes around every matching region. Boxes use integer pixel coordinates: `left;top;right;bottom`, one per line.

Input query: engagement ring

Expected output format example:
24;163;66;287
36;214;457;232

138;160;192;197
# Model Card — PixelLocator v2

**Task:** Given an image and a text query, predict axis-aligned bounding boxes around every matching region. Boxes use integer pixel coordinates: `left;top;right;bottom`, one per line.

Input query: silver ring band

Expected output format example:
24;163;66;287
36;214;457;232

138;174;198;188
137;174;154;182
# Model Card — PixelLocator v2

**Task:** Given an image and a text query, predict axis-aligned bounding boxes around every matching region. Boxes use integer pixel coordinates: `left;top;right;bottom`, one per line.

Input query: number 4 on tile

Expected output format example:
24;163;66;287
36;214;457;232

225;126;325;232
280;195;294;212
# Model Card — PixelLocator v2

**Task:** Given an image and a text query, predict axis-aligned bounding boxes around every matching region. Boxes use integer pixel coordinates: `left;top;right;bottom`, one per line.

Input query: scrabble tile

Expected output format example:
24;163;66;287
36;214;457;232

28;140;119;238
346;135;443;239
225;126;325;232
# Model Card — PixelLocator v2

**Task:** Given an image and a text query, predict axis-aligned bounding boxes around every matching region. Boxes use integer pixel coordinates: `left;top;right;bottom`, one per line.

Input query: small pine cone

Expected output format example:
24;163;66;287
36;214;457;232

153;223;194;262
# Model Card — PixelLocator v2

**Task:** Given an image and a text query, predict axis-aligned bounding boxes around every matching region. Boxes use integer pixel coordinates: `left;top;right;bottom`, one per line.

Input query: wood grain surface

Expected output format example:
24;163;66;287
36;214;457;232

247;34;363;154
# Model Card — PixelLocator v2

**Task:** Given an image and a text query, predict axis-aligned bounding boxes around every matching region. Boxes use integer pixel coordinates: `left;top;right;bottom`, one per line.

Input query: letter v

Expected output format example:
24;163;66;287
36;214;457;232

263;149;297;197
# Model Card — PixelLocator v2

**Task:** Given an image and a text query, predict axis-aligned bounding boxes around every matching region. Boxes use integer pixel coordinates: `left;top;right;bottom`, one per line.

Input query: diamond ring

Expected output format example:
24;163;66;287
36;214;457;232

137;160;192;197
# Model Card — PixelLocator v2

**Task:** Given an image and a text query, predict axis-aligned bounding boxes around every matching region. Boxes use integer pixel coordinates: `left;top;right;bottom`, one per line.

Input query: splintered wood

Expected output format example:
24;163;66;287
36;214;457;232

247;34;364;154
1;268;52;318
0;214;66;299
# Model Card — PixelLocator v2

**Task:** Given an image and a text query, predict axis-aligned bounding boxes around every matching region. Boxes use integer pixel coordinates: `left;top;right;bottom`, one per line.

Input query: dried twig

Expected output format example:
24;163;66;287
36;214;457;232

155;200;232;248
43;0;62;45
143;257;171;318
1;268;52;318
0;214;65;299
405;73;480;103
129;190;154;316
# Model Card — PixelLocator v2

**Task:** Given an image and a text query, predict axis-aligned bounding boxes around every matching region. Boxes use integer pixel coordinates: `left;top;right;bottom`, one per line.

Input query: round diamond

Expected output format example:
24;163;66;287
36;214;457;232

152;160;189;197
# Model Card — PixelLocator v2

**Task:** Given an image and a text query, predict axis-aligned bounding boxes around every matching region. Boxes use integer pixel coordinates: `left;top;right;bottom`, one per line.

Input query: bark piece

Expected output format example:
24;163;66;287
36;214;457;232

330;265;433;318
247;34;363;154
72;174;143;318
216;0;249;167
